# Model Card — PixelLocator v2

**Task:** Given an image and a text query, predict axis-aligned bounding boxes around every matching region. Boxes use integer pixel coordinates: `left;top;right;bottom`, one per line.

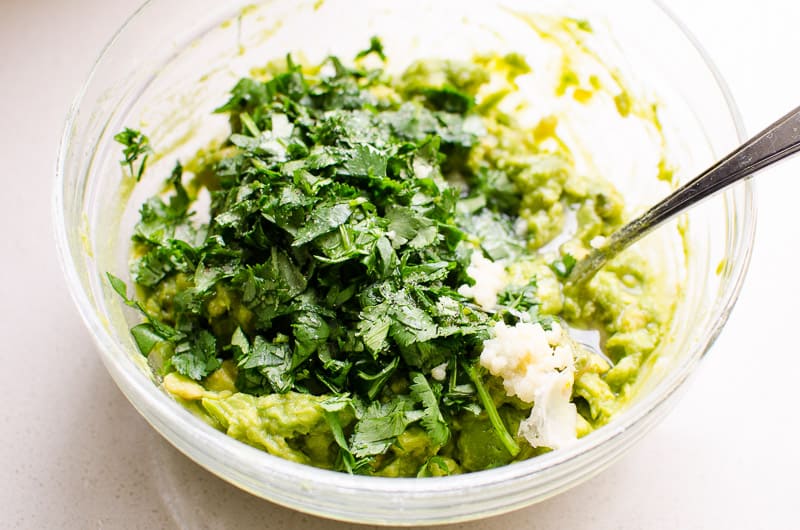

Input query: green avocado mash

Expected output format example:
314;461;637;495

110;37;671;477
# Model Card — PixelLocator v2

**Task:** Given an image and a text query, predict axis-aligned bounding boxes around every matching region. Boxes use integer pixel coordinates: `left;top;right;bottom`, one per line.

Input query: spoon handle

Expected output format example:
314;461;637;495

569;105;800;284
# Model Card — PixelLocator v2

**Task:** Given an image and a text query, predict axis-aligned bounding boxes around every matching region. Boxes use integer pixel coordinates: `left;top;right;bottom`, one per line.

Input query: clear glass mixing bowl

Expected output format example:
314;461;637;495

53;0;754;524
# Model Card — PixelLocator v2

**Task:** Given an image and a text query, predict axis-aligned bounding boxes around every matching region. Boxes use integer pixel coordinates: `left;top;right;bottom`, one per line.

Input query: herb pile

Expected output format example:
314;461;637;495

112;43;558;473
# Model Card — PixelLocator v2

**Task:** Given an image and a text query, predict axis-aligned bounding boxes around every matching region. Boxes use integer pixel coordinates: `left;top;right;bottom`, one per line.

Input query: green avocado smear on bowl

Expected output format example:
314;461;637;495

109;38;671;477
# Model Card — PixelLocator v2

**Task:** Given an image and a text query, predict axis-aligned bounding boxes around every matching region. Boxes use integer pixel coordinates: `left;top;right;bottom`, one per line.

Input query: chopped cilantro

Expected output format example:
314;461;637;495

110;45;556;474
355;36;387;62
350;397;423;458
172;330;221;380
550;253;577;278
114;128;152;181
409;372;449;446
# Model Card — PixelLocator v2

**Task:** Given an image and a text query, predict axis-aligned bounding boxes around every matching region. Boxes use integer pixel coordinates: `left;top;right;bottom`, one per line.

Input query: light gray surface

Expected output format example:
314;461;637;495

2;0;799;528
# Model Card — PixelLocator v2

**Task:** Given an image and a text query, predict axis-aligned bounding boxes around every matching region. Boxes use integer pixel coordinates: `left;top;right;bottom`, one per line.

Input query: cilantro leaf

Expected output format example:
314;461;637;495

172;330;221;380
293;202;353;246
417;455;451;477
322;408;361;473
355;36;387;62
550;253;577;279
387;288;438;349
419;86;474;114
214;77;270;114
342;144;388;178
106;273;182;343
497;277;539;316
114;128;152;181
386;205;436;249
130;323;165;355
409;372;449;445
356;356;400;400
458;209;524;261
357;300;393;355
350;397;423;458
237;335;294;393
107;272;131;302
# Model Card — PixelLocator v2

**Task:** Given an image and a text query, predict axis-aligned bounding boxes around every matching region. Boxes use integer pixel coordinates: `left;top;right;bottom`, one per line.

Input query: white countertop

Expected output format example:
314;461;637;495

3;0;799;528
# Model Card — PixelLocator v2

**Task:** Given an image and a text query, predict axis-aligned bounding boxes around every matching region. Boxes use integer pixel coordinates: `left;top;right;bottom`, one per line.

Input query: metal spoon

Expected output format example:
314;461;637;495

568;105;800;285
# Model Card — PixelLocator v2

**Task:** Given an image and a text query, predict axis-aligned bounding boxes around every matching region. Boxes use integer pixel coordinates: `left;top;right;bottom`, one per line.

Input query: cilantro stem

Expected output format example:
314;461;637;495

465;362;520;458
338;224;352;252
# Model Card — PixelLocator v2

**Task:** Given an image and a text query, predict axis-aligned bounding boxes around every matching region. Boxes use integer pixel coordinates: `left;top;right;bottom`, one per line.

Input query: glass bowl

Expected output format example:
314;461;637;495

53;0;754;525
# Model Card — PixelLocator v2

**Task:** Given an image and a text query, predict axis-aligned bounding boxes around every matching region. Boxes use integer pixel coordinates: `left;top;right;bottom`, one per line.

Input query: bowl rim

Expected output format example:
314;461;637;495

52;0;756;522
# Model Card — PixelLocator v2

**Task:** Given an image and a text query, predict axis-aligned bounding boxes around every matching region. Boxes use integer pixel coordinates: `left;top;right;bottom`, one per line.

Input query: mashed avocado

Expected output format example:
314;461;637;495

112;38;671;477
